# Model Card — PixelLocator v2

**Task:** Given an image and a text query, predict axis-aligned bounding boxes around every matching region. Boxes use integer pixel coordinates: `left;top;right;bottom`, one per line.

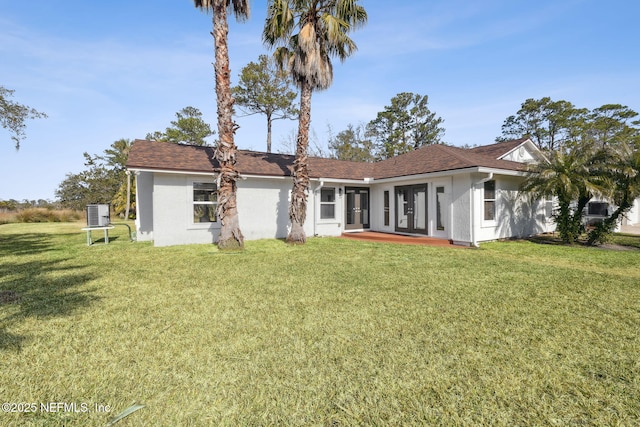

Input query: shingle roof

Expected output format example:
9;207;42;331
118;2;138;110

469;137;529;159
125;140;374;179
126;141;217;173
371;143;526;179
126;139;527;180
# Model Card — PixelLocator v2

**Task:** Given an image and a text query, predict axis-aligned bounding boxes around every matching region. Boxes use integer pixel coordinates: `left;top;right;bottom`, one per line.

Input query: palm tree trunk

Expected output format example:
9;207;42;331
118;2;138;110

213;0;244;250
287;81;312;244
567;193;591;241
556;198;573;244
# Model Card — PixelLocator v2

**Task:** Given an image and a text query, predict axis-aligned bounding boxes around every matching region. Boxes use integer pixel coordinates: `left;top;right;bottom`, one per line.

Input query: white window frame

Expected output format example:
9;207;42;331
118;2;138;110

319;187;336;220
483;180;497;225
383;190;390;227
190;180;218;228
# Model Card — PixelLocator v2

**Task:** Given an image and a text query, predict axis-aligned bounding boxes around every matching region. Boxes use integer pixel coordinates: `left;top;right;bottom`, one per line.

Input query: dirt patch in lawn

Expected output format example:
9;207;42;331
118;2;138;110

528;234;640;251
596;243;640;251
0;290;21;304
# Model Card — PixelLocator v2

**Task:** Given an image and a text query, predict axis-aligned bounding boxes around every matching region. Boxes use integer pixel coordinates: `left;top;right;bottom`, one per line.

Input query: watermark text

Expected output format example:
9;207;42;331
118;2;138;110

2;402;111;414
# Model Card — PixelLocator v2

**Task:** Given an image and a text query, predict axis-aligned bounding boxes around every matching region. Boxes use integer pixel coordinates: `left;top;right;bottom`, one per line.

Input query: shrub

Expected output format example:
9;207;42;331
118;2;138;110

13;208;83;223
0;211;17;225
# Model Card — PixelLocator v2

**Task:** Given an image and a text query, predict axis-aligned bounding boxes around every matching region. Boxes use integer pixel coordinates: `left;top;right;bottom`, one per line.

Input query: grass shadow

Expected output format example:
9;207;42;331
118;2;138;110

527;234;569;246
0;232;54;256
0;233;101;351
527;232;640;251
0;327;25;352
89;235;120;244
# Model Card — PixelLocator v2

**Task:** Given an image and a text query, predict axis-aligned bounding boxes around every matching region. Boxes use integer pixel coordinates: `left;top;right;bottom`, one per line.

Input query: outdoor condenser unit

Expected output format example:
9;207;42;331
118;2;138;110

86;204;111;227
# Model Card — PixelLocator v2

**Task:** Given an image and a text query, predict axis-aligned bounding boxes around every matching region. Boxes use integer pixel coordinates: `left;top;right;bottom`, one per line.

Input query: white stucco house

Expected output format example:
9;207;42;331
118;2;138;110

126;137;564;247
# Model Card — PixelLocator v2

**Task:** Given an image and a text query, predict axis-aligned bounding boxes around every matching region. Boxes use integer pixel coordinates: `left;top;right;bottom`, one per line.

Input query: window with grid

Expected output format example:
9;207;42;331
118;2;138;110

320;188;335;219
193;182;217;223
484;180;496;221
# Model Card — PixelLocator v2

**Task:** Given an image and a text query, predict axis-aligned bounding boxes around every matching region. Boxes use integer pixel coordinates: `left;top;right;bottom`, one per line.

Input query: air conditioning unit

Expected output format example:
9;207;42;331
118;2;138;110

86;204;111;227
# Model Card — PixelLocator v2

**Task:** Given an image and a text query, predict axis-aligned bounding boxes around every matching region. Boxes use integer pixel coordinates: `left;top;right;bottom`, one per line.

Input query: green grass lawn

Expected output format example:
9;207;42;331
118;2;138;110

1;223;639;426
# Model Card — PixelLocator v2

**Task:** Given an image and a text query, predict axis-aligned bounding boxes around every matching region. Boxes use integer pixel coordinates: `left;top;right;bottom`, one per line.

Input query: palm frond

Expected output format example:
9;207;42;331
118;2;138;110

193;0;213;10
263;0;366;90
336;0;368;28
231;0;250;21
321;14;357;60
263;0;294;46
193;0;250;21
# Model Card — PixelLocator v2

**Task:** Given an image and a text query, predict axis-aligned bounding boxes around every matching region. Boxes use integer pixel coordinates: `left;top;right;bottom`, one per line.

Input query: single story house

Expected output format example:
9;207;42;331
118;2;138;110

126;137;564;247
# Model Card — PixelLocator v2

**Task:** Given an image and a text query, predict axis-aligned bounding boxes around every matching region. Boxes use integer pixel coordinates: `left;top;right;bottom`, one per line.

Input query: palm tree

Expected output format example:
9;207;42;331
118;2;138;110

587;143;640;245
263;0;367;244
194;0;250;249
521;148;605;244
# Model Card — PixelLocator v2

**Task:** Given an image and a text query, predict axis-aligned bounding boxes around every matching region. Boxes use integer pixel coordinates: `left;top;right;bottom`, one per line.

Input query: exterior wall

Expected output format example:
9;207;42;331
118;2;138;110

370;184;395;233
313;182;344;237
628;198;640;225
450;174;472;245
473;174;550;243
134;168;559;247
429;178;452;239
138;172;322;246
236;176;292;240
152;173;221;247
134;171;154;242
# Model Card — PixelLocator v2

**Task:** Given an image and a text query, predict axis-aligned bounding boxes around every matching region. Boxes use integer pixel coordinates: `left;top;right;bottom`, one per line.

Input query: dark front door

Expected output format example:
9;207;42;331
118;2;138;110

395;184;427;234
345;187;370;230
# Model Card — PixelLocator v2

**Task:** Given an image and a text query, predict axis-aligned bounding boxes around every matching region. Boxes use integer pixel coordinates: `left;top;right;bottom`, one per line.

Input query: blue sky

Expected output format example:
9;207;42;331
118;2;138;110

1;0;639;201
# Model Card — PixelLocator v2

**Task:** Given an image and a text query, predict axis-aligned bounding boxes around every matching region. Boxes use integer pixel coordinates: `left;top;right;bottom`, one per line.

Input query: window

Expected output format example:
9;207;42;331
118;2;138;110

383;190;390;226
588;202;608;216
436;186;445;230
193;182;217;223
320;187;335;219
544;195;554;218
484;180;496;221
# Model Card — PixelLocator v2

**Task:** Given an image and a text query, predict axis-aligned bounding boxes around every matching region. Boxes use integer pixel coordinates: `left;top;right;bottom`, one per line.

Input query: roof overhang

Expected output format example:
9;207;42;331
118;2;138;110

127;167;216;177
372;166;527;184
476;167;528;177
311;177;374;185
128;165;528;183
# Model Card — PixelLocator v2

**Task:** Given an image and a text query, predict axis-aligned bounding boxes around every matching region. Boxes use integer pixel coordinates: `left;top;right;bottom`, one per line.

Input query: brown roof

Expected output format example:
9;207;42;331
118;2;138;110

126;139;527;180
470;137;529;159
372;143;526;179
126;141;217;173
309;156;374;180
126;140;374;179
